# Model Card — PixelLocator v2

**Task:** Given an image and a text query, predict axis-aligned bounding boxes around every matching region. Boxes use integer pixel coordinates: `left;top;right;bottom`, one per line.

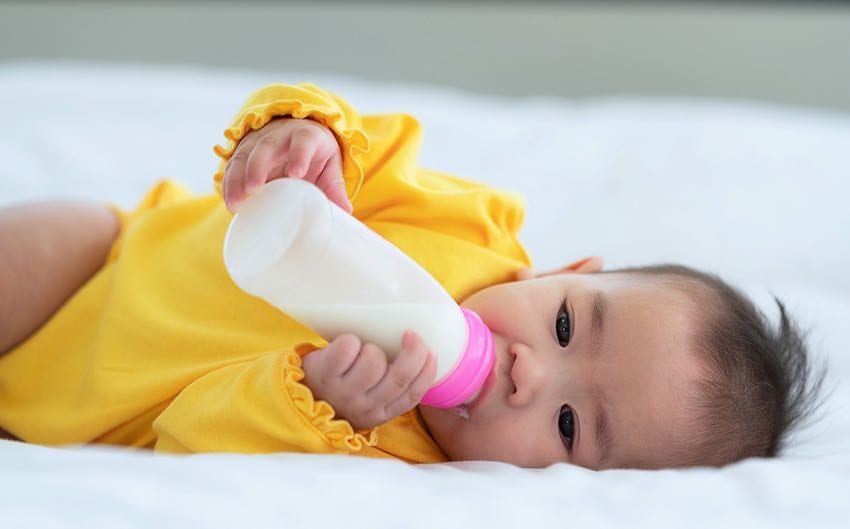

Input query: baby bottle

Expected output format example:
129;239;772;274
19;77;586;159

222;178;494;410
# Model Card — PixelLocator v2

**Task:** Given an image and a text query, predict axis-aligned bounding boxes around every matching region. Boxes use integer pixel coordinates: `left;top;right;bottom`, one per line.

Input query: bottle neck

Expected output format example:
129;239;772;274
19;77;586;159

420;307;495;408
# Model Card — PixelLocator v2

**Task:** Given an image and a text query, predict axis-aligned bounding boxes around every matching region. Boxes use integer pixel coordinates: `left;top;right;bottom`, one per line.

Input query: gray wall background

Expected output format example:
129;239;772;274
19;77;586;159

2;1;850;112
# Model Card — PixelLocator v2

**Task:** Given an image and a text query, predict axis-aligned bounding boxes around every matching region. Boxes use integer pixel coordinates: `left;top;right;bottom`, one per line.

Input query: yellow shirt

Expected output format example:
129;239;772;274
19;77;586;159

0;83;531;463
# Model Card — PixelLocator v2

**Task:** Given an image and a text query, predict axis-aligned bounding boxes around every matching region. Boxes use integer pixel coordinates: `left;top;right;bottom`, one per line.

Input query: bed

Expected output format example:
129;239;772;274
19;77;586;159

1;61;848;528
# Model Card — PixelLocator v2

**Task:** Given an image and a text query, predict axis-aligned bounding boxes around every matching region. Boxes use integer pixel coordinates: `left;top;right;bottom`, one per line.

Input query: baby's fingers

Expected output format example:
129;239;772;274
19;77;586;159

223;131;277;213
241;132;291;199
302;334;362;389
341;342;388;391
368;331;436;419
285;126;323;180
315;154;352;214
223;144;253;212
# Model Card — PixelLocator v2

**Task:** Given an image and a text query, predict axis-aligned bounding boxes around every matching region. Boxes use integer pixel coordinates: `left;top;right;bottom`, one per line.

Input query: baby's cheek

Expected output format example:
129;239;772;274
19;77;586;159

461;296;509;335
489;294;535;337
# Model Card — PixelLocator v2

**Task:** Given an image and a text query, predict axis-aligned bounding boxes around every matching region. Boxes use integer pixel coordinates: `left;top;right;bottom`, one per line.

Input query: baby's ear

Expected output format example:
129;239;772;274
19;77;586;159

562;256;604;274
529;256;604;278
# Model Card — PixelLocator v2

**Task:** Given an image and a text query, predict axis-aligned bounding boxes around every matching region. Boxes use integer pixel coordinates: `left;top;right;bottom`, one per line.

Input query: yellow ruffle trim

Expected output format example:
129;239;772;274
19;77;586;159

211;95;370;201
281;351;378;452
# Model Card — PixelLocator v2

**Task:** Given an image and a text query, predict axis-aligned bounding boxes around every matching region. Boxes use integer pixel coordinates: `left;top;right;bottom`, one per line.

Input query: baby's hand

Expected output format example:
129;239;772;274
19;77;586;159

222;118;351;214
301;331;437;430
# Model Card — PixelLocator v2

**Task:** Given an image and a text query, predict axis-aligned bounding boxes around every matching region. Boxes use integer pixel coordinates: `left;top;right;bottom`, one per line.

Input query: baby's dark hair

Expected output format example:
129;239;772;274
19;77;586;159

612;264;826;467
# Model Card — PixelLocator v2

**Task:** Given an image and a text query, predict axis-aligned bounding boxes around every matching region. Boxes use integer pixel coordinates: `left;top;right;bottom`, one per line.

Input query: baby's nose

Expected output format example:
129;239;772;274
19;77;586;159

507;342;549;407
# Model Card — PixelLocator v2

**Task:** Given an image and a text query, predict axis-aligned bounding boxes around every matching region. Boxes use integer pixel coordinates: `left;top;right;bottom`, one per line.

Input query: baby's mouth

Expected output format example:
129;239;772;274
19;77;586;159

464;339;514;415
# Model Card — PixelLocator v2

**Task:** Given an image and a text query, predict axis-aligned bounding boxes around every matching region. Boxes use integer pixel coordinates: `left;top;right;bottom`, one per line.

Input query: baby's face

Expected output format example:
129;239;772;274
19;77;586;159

419;269;706;469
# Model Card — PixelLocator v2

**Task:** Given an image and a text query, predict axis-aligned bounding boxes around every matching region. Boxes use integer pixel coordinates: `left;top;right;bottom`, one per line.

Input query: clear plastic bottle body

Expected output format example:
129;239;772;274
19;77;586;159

223;179;493;407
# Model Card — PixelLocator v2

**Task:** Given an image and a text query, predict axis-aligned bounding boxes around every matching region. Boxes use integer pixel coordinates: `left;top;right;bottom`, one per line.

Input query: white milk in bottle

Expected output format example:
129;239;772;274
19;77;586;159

222;178;494;411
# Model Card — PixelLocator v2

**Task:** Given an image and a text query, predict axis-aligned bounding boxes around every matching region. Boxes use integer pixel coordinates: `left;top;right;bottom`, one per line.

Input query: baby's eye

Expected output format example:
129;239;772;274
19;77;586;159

559;405;575;449
556;302;571;347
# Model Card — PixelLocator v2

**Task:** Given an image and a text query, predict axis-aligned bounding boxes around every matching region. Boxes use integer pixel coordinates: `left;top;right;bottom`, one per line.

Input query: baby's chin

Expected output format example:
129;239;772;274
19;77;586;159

417;403;455;429
417;405;470;459
418;404;466;440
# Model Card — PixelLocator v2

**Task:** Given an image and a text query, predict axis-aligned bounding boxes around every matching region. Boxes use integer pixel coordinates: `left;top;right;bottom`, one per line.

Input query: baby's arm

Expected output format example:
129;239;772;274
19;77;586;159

153;331;436;454
0;201;119;355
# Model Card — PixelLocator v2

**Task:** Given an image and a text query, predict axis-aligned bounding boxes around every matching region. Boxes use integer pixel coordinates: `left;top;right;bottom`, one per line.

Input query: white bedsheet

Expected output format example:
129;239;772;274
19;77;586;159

1;61;849;528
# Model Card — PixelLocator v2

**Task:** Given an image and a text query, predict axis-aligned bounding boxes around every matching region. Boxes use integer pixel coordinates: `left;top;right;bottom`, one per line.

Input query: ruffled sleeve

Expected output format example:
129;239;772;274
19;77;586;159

280;351;377;452
212;83;370;202
153;350;377;454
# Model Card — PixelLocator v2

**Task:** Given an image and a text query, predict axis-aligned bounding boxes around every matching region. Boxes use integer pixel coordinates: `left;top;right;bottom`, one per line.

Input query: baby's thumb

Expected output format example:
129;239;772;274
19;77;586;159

316;153;352;214
324;176;353;214
331;191;353;215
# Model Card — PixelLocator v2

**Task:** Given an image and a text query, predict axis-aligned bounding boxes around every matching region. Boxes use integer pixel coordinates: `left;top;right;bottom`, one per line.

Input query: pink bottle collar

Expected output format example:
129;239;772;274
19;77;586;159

420;308;494;408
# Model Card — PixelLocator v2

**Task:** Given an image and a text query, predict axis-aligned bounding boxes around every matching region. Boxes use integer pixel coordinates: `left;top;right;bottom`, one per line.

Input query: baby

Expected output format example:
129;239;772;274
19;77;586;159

0;83;823;470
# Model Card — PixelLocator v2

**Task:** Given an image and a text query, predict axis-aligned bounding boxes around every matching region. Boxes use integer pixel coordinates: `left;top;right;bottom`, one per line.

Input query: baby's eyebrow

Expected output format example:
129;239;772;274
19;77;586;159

593;400;614;469
588;289;612;469
589;290;608;351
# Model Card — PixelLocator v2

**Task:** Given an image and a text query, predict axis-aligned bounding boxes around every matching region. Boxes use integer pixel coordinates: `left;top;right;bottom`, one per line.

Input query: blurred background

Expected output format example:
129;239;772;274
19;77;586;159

1;0;850;112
